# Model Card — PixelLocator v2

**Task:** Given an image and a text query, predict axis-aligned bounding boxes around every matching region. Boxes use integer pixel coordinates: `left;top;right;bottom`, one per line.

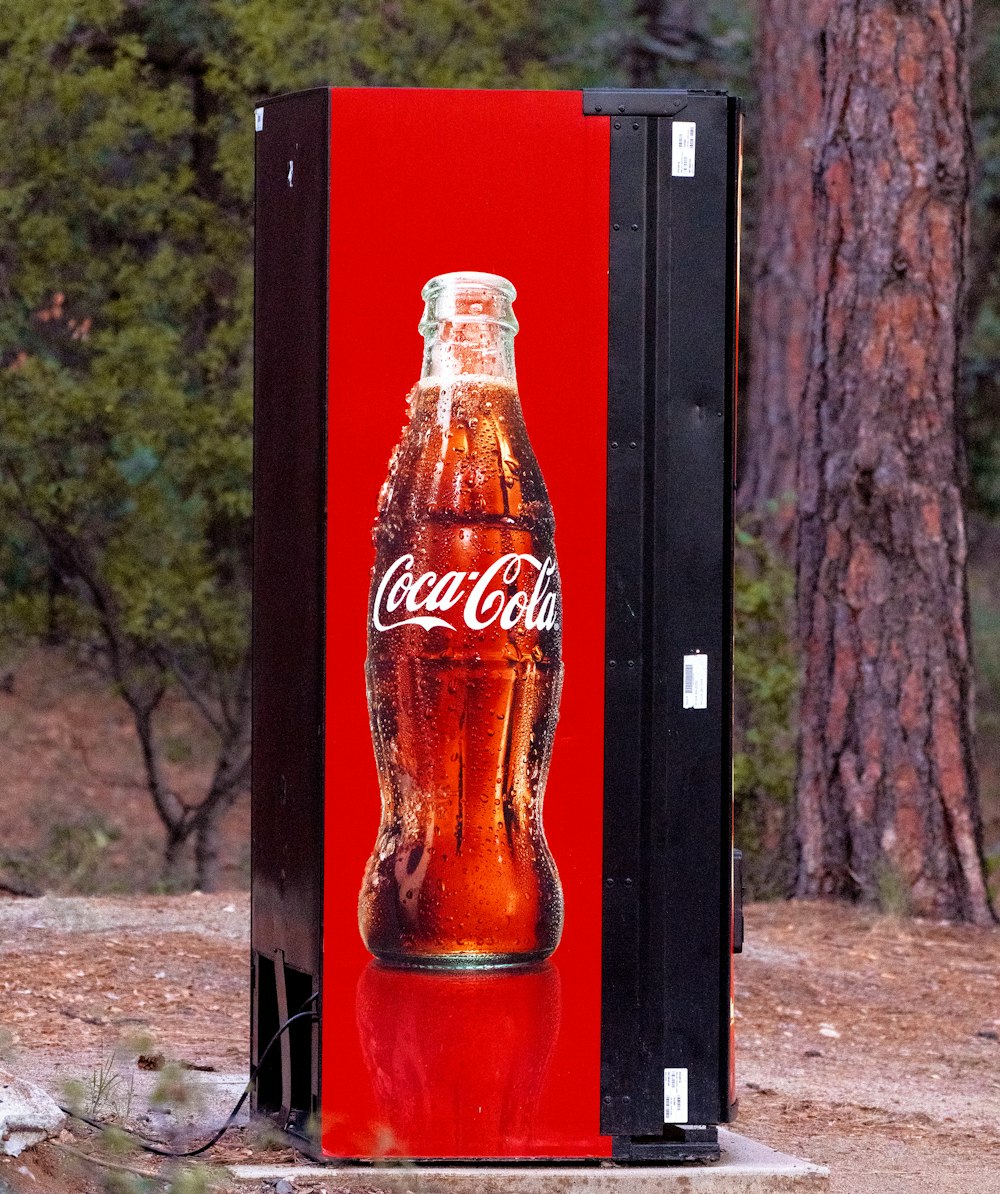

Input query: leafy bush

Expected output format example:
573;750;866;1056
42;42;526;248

0;814;122;895
733;513;798;898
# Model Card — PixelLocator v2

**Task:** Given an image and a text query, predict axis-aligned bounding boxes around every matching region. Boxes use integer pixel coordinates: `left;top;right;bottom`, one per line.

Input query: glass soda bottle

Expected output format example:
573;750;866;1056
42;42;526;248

358;271;564;968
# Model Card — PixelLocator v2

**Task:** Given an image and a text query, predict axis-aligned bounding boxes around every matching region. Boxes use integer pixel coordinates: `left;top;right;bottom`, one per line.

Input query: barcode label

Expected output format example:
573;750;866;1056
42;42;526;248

683;653;708;709
664;1068;689;1123
672;121;696;177
254;107;264;132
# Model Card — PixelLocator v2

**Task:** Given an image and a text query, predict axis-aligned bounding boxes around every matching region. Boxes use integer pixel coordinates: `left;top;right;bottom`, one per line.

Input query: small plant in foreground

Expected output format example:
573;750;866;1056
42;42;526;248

62;1035;136;1122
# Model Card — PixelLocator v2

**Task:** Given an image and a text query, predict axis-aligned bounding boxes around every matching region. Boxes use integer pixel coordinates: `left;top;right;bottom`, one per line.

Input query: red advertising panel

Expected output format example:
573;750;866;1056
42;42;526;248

321;89;610;1158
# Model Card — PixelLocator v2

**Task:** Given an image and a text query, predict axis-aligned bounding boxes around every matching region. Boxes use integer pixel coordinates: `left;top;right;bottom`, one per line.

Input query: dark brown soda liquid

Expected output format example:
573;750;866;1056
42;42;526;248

359;377;564;968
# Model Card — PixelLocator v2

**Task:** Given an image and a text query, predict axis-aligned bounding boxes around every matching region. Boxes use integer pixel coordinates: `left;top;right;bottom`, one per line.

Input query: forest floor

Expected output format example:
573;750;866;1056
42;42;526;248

0;894;996;1194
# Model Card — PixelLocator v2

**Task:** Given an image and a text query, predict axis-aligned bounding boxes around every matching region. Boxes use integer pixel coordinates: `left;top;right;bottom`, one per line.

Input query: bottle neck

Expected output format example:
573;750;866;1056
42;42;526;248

420;318;516;384
418;272;519;385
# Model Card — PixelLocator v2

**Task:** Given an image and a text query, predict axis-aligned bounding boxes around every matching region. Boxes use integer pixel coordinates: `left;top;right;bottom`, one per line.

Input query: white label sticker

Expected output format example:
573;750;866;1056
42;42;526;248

672;121;696;177
683;653;708;710
254;107;264;132
664;1068;689;1124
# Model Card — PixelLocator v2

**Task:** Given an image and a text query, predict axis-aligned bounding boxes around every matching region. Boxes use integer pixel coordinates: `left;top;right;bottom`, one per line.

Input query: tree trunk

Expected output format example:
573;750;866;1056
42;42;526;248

738;0;831;557
191;736;249;892
796;0;995;924
194;810;222;895
163;830;187;888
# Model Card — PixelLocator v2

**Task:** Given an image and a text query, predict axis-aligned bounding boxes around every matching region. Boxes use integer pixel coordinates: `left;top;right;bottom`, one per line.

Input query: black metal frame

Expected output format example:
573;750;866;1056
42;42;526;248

251;87;329;1134
590;89;742;1160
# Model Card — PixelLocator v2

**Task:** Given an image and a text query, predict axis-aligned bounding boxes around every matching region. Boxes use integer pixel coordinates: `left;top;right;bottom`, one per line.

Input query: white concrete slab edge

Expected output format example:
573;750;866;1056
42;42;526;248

228;1129;830;1192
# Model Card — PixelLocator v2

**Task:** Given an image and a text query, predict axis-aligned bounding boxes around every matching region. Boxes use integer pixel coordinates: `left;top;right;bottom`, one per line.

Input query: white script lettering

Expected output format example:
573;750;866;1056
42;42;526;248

372;552;559;633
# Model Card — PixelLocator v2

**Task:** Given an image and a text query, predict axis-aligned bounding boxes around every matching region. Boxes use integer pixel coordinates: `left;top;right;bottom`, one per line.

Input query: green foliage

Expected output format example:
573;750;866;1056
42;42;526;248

219;0;604;92
149;1060;201;1116
0;814;122;895
0;0;254;787
967;0;1000;516
970;566;1000;903
92;1163;230;1194
164;735;193;763
0;39;252;657
971;580;1000;718
61;1034;136;1122
160;1168;231;1194
733;514;798;898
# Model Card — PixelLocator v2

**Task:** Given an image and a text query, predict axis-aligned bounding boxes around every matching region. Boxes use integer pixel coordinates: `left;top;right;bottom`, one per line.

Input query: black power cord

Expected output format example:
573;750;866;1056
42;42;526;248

59;994;319;1159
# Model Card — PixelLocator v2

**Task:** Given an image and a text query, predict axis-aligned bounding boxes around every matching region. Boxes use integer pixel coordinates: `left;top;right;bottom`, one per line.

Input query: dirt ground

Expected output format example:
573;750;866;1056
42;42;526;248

0;894;997;1194
737;902;1000;1194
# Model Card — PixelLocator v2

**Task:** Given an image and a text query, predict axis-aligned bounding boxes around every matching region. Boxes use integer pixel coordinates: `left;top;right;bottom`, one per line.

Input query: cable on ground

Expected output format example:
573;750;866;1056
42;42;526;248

59;992;319;1159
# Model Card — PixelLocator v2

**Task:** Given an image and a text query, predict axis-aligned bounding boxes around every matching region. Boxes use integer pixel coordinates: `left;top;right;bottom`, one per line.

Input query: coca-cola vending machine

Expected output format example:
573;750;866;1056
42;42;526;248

252;87;742;1164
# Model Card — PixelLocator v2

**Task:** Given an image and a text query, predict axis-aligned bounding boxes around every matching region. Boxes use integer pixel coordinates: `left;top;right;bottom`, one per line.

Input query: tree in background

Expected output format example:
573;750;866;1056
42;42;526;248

0;0;600;891
795;0;995;924
737;0;830;557
0;1;255;891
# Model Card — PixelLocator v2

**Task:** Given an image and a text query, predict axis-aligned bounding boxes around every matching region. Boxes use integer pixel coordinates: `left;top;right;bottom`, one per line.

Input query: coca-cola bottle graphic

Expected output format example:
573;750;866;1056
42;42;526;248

359;271;564;968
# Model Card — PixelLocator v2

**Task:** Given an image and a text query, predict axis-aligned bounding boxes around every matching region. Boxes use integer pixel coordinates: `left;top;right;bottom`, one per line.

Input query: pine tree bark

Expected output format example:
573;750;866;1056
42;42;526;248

796;0;995;924
738;0;831;556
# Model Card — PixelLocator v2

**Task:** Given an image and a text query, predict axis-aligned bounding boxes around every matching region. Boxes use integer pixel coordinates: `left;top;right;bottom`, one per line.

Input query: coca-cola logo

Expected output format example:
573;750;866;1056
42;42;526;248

372;552;559;633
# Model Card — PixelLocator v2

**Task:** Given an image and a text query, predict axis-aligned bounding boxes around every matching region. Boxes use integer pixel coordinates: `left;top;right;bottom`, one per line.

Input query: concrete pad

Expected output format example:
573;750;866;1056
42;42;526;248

228;1129;829;1191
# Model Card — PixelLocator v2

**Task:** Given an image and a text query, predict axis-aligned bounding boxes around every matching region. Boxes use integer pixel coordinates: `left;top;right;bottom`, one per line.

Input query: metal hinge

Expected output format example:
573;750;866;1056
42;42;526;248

583;89;690;117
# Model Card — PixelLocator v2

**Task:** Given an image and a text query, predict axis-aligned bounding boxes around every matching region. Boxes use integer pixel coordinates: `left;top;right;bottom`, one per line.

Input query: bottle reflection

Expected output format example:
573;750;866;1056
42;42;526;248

356;960;561;1156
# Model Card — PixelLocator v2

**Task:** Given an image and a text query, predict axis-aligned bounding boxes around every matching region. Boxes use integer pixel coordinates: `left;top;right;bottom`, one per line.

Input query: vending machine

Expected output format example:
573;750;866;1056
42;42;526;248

251;86;742;1164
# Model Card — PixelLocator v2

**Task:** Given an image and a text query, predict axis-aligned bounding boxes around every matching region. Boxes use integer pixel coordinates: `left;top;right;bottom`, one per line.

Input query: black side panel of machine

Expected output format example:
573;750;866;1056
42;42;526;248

251;88;329;1121
597;91;740;1143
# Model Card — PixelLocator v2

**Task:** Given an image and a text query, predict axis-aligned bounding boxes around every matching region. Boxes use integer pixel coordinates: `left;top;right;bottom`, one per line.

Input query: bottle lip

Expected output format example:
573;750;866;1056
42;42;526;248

420;271;518;337
421;271;517;301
